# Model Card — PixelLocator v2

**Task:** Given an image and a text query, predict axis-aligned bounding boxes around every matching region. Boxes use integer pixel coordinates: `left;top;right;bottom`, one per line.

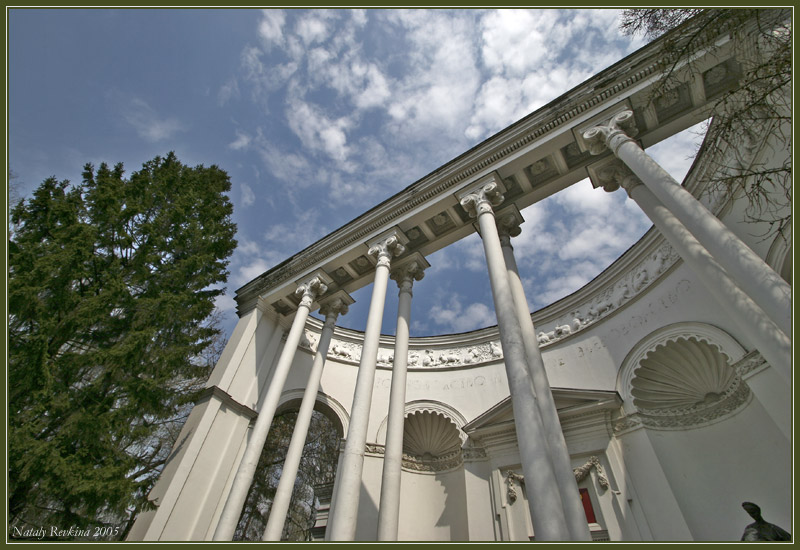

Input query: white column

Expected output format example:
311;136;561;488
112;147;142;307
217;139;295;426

213;276;327;541
377;258;427;541
327;234;405;541
584;110;791;338
262;296;351;541
595;163;791;392
496;212;592;542
459;181;571;541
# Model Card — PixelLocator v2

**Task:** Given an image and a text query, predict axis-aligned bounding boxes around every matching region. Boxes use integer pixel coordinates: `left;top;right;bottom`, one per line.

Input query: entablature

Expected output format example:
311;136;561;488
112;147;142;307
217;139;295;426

235;11;780;321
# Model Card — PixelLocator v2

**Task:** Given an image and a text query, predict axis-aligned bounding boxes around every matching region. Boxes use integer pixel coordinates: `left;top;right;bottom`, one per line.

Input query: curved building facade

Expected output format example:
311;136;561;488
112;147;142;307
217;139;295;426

129;11;791;542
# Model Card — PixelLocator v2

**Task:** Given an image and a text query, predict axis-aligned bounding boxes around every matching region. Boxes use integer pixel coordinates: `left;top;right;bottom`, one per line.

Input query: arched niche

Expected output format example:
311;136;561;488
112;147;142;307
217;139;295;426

617;323;750;429
375;400;467;474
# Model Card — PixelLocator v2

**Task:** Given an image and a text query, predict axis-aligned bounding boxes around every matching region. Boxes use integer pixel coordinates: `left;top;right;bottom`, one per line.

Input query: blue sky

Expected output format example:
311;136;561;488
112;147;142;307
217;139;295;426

8;8;704;340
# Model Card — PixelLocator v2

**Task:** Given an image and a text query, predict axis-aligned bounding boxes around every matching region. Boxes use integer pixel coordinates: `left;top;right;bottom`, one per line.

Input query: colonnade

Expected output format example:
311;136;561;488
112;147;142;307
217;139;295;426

585;111;791;385
211;109;789;541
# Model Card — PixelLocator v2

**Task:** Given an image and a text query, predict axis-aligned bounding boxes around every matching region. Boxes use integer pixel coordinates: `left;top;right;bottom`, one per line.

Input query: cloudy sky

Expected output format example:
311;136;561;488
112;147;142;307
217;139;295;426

8;8;704;339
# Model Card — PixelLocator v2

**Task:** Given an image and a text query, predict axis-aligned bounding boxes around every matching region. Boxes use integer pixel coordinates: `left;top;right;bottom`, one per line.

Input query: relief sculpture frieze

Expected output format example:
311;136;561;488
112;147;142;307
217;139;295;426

310;239;680;369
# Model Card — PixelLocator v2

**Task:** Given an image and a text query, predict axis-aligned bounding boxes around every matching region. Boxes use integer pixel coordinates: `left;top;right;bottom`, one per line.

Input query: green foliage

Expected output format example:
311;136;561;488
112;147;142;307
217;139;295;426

8;153;237;539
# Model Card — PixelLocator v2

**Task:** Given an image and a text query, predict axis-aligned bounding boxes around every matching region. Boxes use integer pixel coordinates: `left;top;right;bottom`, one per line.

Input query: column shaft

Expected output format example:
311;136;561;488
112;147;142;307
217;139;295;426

377;268;419;540
500;234;591;541
628;182;792;397
327;247;397;541
262;306;343;541
463;185;570;541
213;295;315;540
590;111;791;337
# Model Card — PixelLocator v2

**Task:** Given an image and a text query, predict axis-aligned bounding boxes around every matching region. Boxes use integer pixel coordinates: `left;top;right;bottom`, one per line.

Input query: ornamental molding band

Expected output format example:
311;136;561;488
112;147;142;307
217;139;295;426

364;442;464;474
732;350;769;379
573;456;610;491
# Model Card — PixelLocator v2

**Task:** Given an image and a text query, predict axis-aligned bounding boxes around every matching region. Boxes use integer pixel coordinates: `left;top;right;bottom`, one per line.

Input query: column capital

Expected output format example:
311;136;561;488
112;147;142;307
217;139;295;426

368;235;406;268
496;206;525;246
390;253;429;293
367;229;408;269
588;158;643;197
319;290;355;325
459;181;505;218
582;110;639;156
295;276;328;308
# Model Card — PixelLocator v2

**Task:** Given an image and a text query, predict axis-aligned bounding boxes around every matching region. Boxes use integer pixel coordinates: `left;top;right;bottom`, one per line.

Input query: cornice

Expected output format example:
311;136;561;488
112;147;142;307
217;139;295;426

198;386;258;420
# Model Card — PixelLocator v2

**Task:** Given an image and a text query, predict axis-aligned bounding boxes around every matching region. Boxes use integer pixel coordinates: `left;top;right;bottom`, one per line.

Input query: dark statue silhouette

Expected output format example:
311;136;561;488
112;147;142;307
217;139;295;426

740;502;791;541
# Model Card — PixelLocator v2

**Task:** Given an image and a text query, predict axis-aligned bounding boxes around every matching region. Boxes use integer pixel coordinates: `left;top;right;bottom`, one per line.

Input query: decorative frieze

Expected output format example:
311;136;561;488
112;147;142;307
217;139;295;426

536;240;679;346
461;445;488;462
635;377;751;430
322;338;506;369
364;442;464;473
612;413;644;436
297;237;682;367
732;350;769;378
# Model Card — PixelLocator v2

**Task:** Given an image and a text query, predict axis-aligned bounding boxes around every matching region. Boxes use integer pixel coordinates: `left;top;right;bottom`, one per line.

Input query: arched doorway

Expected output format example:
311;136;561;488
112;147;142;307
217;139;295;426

233;402;343;541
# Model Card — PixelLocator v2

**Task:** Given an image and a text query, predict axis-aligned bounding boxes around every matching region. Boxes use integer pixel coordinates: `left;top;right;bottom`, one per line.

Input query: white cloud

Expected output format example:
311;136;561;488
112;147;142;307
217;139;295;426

254;133;313;187
218;78;240;105
285;97;354;165
647;121;708;183
351;9;367;27
214;293;237;313
229;130;251;150
383;10;481;137
480;9;565;77
429;294;496;333
121;97;184;142
259;9;286;46
296;13;331;45
240;183;255;207
234;257;272;288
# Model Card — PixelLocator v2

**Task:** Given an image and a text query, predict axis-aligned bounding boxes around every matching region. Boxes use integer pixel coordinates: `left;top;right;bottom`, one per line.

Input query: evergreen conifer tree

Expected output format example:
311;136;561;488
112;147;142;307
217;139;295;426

8;153;237;538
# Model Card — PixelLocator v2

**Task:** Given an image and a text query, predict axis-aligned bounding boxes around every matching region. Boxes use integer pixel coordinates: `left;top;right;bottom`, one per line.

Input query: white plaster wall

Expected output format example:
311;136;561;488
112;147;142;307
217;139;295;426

645;399;791;541
462;460;495;540
353;454;382;540
397;469;469;541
